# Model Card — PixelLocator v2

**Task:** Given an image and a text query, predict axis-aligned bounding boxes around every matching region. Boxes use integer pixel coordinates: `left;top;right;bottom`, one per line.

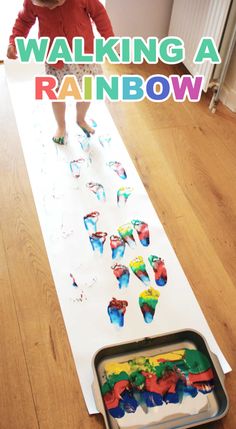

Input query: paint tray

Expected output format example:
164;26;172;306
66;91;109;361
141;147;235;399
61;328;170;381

92;329;229;429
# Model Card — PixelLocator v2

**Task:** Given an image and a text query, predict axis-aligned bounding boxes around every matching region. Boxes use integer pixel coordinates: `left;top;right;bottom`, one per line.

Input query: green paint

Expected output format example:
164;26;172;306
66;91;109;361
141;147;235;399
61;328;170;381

155;361;175;378
130;261;146;275
101;371;129;395
139;296;158;310
184;349;211;374
130;371;146;387
101;381;112;395
118;223;133;238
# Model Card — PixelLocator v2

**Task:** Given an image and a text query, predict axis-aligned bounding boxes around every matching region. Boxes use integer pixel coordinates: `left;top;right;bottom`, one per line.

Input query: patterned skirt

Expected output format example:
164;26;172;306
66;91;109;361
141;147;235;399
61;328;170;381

45;63;103;89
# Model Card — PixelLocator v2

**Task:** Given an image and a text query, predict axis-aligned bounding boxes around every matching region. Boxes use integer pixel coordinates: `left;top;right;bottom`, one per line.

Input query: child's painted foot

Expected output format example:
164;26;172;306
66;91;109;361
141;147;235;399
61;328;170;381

52;127;67;145
77;120;95;138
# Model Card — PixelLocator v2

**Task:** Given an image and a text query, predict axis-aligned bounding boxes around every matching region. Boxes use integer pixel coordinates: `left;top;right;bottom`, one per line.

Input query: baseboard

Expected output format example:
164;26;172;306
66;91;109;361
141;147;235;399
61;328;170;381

220;83;236;112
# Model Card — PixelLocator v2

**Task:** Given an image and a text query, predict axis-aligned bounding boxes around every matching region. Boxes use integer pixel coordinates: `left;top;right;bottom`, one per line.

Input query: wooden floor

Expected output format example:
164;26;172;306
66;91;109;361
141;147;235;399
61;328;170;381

0;61;235;429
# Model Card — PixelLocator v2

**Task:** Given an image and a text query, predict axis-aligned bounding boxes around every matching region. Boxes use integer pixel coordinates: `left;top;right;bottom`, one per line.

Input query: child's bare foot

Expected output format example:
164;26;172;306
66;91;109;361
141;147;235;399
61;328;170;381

77;120;95;138
52;126;67;145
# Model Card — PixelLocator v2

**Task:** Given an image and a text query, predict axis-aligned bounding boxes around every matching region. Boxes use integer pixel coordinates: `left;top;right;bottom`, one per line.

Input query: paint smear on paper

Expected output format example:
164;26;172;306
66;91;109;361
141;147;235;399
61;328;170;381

107;161;127;179
148;255;167;286
78;135;90;152
111;264;130;289
87;182;106;202
61;224;73;239
89;232;107;254
70;273;78;288
70;158;85;178
83;211;100;233
72;291;87;303
99;134;112;148
107;298;128;327
139;287;160;323
117;187;133;207
110;235;126;259
132;220;150;247
130;256;150;286
118;223;136;249
89;118;97;128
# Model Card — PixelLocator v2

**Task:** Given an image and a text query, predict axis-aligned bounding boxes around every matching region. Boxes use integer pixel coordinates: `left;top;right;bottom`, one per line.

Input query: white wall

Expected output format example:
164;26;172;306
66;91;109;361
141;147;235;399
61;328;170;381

0;1;38;60
106;0;174;39
220;43;236;112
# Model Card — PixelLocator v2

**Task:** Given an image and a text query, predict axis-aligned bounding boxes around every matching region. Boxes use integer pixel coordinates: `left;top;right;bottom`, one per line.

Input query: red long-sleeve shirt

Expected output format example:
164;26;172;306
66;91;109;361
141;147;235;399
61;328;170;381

9;0;114;68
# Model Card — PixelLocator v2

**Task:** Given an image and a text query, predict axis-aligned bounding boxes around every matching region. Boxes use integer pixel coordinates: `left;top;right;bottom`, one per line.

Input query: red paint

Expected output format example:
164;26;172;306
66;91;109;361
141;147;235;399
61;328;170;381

103;380;129;409
109;298;128;313
141;303;152;313
154;260;167;279
103;390;119;410
142;371;180;395
189;368;214;384
114;380;129;398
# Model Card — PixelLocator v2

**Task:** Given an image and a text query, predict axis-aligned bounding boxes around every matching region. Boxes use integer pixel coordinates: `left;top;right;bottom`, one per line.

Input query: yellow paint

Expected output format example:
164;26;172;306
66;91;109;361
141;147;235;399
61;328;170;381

139;287;160;300
149;350;185;365
105;350;185;376
105;362;132;375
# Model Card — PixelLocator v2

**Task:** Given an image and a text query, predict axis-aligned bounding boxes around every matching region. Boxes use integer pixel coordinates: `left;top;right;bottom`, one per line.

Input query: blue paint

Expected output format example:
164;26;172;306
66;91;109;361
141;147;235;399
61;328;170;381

108;307;124;327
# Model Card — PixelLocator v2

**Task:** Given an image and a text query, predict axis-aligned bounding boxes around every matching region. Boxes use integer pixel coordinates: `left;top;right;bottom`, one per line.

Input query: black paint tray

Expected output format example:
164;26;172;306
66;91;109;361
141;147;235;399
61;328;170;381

92;329;229;429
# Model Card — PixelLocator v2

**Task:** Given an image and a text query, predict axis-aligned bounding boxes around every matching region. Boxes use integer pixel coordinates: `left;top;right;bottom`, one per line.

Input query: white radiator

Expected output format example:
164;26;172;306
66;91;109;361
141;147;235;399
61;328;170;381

169;0;232;91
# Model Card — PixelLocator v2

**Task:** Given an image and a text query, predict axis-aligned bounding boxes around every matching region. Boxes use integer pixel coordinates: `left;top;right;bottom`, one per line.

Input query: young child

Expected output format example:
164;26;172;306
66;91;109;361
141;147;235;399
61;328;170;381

7;0;114;143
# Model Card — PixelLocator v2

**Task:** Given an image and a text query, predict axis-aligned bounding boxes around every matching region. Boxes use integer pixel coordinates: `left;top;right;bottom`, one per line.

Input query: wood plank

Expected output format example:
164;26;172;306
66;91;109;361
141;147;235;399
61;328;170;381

0;225;39;429
0;65;97;429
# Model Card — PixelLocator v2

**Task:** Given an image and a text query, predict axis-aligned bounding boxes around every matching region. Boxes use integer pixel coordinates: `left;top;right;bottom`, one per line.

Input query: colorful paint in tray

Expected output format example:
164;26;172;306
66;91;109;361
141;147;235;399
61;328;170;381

107;298;128;327
148;255;167;286
101;348;215;419
110;235;126;259
107;161;127;179
129;256;150;285
111;264;130;289
131;220;150;246
93;331;228;429
139;287;160;323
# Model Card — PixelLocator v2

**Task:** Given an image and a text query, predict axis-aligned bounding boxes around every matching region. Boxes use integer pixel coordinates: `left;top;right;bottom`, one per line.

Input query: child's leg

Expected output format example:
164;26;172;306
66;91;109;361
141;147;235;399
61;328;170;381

76;101;95;136
52;101;66;141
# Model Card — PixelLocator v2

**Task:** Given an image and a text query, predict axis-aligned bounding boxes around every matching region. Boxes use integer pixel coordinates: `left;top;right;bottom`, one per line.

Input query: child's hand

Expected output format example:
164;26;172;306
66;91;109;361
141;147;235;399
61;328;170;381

7;44;18;60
